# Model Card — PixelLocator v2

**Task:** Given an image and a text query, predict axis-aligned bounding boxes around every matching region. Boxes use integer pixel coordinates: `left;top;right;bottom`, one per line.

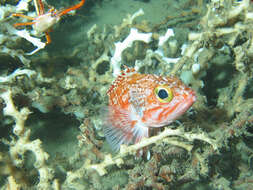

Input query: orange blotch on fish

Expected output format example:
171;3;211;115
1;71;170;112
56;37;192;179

103;67;196;150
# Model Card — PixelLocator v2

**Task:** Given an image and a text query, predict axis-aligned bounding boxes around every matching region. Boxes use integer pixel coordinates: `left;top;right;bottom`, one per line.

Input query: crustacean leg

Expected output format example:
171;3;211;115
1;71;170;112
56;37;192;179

39;1;52;44
33;0;52;44
35;0;45;15
12;13;35;27
58;0;86;16
12;0;45;25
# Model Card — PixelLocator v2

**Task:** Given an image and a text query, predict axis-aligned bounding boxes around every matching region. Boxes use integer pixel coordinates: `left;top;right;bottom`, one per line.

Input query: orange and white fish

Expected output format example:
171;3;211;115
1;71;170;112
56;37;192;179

104;67;196;150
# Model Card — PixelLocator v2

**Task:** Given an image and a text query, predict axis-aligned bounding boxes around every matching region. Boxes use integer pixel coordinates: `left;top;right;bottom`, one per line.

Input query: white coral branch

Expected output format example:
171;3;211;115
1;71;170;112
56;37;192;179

85;127;217;176
0;90;54;190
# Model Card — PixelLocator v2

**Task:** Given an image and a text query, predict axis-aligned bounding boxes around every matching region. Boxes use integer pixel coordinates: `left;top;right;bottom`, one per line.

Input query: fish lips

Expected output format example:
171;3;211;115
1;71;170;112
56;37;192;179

162;91;196;125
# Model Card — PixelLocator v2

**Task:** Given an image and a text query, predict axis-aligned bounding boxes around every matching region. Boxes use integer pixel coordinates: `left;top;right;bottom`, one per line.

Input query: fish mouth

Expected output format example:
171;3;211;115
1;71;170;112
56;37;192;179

163;91;196;124
176;92;196;116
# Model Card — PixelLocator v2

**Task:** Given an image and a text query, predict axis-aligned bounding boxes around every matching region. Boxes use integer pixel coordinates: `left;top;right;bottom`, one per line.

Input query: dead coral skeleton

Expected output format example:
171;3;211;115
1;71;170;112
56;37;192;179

58;0;253;187
171;0;253;75
0;89;56;190
1;0;253;189
69;126;217;178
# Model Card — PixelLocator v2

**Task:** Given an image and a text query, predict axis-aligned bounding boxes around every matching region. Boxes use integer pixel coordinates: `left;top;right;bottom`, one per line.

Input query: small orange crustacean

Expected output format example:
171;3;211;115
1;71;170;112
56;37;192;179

12;0;86;44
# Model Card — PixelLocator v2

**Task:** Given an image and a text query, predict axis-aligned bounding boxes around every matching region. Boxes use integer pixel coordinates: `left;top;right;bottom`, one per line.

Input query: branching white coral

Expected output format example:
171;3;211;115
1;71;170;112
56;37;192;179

158;28;175;47
155;28;180;64
0;90;54;189
8;27;46;55
0;68;36;83
0;46;31;65
16;0;32;12
114;8;144;38
85;127;218;176
111;28;152;77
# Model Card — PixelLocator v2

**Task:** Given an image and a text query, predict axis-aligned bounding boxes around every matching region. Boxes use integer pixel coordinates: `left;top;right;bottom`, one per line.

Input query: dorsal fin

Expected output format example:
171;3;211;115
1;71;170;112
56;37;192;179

107;66;136;95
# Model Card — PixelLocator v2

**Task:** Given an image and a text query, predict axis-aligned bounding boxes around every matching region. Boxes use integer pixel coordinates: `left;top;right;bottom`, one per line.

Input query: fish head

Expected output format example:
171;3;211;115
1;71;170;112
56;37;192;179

142;76;196;126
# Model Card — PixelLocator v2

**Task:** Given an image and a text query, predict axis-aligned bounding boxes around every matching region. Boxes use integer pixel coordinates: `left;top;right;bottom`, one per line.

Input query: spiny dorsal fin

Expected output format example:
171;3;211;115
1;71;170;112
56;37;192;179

107;66;136;95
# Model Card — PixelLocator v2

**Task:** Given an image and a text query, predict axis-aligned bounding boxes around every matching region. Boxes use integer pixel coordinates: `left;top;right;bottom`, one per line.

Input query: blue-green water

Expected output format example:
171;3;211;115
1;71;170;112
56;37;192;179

0;0;253;189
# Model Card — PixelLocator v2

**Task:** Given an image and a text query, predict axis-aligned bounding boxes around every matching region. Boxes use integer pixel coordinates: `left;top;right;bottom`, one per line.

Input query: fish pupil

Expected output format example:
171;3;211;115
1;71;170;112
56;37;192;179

158;89;168;99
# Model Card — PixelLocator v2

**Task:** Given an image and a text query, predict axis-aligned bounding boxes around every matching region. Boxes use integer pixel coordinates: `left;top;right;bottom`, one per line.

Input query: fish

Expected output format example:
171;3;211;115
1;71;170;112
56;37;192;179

104;67;196;150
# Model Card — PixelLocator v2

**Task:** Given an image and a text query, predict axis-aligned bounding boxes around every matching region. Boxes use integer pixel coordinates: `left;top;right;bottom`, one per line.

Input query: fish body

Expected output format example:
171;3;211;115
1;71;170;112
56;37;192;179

104;67;196;150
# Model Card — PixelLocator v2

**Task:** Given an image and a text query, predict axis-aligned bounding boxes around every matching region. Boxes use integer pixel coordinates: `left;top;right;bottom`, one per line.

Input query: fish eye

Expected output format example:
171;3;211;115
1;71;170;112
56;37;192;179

154;86;173;103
